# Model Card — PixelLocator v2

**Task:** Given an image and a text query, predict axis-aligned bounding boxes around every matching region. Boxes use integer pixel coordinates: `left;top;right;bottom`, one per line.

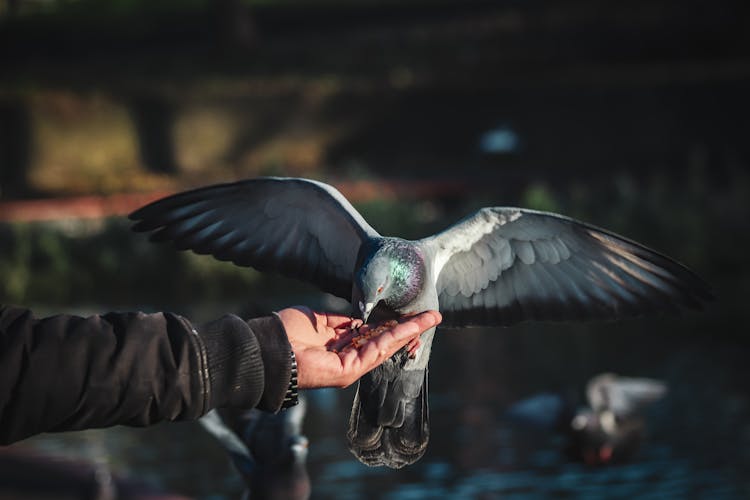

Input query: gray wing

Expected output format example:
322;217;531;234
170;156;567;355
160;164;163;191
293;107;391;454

244;396;309;464
420;207;712;327
199;409;252;460
586;373;668;418
130;177;380;299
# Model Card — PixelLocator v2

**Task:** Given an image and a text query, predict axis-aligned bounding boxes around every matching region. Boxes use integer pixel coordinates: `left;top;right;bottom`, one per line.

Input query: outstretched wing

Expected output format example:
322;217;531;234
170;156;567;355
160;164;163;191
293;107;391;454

199;409;253;461
586;373;668;418
420;207;712;327
130;177;380;299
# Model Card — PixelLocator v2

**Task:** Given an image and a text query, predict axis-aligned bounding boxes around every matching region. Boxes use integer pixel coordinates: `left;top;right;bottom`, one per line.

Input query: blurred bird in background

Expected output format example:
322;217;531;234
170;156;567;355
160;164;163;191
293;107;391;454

506;373;668;465
199;396;310;500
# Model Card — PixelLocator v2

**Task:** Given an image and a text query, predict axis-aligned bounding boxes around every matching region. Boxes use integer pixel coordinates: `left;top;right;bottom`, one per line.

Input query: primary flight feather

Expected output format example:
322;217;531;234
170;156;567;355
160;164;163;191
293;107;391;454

130;177;712;468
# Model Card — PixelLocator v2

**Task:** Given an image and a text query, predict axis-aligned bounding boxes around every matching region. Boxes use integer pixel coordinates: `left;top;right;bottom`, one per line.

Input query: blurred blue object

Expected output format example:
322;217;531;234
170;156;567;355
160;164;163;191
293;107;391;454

479;125;520;154
504;392;568;430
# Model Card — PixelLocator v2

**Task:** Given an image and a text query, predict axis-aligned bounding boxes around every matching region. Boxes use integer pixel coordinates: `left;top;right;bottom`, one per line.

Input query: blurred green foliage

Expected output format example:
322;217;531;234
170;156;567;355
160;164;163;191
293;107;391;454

520;183;561;214
2;0;205;18
0;198;441;312
1;0;441;20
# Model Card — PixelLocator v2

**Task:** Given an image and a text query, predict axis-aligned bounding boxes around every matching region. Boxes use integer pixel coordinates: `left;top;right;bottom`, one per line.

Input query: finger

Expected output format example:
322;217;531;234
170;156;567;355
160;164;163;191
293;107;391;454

387;311;442;342
287;306;315;321
332;312;432;353
406;337;421;358
278;306;320;333
329;325;370;352
347;311;441;372
328;322;367;350
333;310;440;356
350;333;411;373
323;312;358;331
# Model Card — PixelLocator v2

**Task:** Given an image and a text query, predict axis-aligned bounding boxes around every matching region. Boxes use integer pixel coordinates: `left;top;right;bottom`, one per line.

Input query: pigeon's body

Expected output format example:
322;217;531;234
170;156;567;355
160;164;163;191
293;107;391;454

349;237;439;466
130;177;711;468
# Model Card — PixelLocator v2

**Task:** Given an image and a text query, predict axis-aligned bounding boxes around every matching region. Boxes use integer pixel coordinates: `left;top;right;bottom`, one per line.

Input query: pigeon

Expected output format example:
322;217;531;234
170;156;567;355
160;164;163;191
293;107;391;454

505;373;668;465
568;373;668;464
130;177;712;468
199;397;310;499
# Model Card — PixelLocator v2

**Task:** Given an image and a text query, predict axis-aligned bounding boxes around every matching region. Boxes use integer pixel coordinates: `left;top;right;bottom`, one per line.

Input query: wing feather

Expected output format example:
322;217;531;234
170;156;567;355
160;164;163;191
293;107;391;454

420;207;712;327
587;373;668;418
130;177;380;299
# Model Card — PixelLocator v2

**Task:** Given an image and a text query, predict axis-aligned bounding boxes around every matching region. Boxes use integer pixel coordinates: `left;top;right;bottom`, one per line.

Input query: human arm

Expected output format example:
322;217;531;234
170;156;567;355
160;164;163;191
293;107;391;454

0;305;440;445
0;305;271;444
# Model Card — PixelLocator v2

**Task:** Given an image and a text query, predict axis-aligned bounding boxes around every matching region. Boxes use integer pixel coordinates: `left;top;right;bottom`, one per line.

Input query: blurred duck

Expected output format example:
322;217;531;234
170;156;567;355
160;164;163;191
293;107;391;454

506;373;667;465
200;396;310;500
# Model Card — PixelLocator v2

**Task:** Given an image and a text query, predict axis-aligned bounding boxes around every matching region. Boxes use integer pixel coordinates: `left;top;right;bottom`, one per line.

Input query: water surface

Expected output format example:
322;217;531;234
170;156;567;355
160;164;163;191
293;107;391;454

13;315;750;499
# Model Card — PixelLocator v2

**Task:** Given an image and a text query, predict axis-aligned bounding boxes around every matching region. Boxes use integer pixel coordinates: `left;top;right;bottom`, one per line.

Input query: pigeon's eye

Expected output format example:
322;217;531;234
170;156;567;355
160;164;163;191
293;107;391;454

377;286;384;294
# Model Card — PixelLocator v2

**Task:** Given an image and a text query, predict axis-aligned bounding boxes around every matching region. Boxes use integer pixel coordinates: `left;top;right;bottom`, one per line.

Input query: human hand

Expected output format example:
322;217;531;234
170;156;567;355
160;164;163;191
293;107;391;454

276;307;442;389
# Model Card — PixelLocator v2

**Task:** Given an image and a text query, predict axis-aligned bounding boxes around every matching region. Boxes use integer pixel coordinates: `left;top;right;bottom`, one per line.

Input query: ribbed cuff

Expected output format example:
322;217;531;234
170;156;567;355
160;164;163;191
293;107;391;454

198;314;265;410
246;313;292;412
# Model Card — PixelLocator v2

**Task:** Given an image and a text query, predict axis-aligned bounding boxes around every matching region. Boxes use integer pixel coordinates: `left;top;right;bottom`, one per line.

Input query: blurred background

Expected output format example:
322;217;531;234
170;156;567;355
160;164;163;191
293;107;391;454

1;0;748;498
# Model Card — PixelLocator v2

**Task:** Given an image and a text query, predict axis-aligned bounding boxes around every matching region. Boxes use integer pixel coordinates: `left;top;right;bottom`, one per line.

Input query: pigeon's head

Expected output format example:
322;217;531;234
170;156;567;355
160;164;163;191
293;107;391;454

570;410;594;433
353;239;426;322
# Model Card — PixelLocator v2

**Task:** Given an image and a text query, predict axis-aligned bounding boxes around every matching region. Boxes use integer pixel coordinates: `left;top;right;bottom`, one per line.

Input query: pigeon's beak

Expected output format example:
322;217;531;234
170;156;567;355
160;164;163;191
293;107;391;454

358;300;375;323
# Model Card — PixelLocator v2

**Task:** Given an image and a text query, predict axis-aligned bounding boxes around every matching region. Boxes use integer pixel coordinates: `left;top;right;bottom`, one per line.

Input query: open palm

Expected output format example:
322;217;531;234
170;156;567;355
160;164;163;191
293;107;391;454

276;307;441;389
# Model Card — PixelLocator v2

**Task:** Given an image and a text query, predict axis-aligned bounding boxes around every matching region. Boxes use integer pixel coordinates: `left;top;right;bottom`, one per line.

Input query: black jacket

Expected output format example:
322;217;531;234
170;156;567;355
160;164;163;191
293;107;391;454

0;305;293;445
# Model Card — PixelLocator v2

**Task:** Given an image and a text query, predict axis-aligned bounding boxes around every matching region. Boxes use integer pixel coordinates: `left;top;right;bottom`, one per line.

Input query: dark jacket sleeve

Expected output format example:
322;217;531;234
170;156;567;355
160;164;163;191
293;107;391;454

0;305;292;445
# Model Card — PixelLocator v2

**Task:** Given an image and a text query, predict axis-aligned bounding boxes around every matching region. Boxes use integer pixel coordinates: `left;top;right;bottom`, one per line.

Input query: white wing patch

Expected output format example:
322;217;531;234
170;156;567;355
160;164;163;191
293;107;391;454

419;206;710;328
428;209;578;298
430;208;521;278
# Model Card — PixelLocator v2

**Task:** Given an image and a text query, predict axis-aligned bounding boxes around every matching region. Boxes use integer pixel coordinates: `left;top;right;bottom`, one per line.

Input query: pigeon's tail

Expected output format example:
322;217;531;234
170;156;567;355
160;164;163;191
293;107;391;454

347;366;429;469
